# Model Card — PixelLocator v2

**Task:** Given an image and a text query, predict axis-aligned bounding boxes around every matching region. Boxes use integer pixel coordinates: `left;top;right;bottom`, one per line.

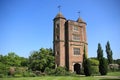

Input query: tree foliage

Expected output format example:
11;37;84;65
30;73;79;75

28;48;55;72
83;59;92;76
97;43;108;75
1;52;28;67
114;59;120;65
89;58;99;75
0;53;28;77
89;58;99;66
83;46;92;76
99;57;108;75
83;45;87;66
106;41;113;64
97;43;103;60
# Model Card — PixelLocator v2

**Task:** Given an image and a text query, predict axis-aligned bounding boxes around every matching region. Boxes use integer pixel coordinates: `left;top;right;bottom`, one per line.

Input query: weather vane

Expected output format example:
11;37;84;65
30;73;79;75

78;11;80;18
58;5;61;12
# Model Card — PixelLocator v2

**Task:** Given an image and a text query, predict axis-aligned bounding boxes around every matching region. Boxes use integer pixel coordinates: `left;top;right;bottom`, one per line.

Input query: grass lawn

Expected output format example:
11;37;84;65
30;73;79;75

0;72;120;80
107;72;120;76
0;76;101;80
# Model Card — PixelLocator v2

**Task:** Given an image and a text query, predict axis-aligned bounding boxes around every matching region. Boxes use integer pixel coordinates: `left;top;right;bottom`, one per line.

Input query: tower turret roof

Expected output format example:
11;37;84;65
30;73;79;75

77;17;86;24
54;12;66;20
77;17;84;22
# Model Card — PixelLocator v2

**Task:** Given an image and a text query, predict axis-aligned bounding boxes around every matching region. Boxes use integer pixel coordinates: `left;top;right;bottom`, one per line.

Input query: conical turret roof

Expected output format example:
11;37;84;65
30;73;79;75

77;17;86;24
77;17;84;23
54;12;66;20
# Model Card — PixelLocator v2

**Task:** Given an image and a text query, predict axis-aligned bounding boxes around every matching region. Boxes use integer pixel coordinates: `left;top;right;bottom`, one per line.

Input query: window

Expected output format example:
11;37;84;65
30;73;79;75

56;64;59;68
56;24;59;28
56;24;59;34
73;48;80;55
73;26;78;31
56;35;59;40
73;35;80;41
56;51;59;55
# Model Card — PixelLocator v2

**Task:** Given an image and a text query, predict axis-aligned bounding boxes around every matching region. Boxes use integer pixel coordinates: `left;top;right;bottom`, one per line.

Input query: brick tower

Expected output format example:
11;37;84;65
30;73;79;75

53;12;88;74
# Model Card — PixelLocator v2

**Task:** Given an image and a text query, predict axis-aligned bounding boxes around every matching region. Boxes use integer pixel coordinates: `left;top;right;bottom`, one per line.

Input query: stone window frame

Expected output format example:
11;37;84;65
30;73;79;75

56;35;59;40
56;23;59;29
56;51;59;56
73;48;80;55
73;25;78;32
55;23;60;34
72;34;80;41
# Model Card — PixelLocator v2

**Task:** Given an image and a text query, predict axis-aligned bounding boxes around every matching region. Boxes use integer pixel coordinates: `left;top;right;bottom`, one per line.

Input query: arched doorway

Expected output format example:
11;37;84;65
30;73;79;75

74;63;81;74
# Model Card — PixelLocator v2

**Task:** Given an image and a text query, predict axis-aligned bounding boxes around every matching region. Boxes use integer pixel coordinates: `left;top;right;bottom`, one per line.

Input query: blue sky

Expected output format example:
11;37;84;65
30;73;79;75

0;0;120;59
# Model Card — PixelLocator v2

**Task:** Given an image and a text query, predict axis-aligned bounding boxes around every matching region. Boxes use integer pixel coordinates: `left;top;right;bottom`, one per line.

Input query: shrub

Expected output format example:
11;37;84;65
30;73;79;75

8;67;15;76
99;57;108;75
45;67;55;75
54;67;66;76
89;59;99;75
34;71;41;76
14;74;22;77
22;71;36;77
83;59;92;76
0;62;9;75
29;72;36;77
90;59;99;66
0;74;4;78
22;71;30;77
45;67;74;76
91;66;99;75
80;68;84;75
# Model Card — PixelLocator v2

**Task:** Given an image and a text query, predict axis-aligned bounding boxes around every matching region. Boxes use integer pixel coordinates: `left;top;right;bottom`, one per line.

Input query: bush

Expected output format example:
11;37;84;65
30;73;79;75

91;66;99;75
29;72;36;77
83;59;92;76
99;57;108;75
90;59;99;66
14;74;22;77
22;71;36;77
34;71;41;76
8;67;15;76
0;74;4;78
89;59;99;75
22;71;29;77
80;68;84;75
14;67;28;77
45;67;55;75
0;62;9;75
54;67;66;76
45;67;73;76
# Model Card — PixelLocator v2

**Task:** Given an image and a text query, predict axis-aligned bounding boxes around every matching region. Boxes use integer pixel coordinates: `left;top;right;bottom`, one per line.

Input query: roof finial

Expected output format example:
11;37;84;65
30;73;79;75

58;5;61;13
77;11;80;18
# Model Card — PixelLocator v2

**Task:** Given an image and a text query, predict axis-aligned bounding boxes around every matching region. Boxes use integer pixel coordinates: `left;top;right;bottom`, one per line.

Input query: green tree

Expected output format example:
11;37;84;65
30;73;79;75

28;48;55;72
99;57;108;75
83;59;92;76
97;43;103;60
106;41;113;64
20;57;28;67
83;45;92;76
97;43;108;75
114;59;120;65
5;52;21;67
83;45;87;63
83;45;87;68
